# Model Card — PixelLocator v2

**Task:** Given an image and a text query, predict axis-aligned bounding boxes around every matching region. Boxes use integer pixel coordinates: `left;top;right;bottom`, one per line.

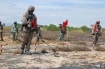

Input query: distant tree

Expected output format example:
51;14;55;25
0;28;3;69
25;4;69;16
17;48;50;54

68;26;74;31
39;25;44;27
80;25;91;32
46;24;58;31
44;25;48;27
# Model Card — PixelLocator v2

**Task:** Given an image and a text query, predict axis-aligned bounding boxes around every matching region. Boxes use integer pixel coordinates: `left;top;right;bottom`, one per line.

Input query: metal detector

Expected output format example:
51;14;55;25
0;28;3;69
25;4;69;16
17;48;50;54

36;34;58;57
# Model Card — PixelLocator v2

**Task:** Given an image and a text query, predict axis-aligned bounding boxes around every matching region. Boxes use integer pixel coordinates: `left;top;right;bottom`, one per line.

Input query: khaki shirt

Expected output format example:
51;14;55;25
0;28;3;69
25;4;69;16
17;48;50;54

21;11;37;25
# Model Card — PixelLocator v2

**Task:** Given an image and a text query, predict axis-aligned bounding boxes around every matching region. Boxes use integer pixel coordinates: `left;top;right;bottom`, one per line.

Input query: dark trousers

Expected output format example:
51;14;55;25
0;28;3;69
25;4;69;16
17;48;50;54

21;31;34;51
0;32;3;41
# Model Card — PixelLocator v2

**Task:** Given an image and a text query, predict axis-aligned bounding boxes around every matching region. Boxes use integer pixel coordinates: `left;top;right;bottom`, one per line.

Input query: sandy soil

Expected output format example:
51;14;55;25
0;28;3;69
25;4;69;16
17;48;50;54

0;43;105;69
0;32;105;69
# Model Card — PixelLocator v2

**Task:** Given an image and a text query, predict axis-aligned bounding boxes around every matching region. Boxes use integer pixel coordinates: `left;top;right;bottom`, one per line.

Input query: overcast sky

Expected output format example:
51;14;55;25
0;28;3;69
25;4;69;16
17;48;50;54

0;0;105;27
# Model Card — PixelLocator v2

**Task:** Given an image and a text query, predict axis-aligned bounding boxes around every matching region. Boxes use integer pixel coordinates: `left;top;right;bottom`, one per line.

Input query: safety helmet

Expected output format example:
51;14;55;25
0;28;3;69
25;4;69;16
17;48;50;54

28;6;35;11
96;20;100;24
14;21;17;24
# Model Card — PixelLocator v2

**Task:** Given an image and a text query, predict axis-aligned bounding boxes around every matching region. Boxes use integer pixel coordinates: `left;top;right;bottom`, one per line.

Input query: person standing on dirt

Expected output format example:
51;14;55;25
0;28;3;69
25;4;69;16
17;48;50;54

11;21;19;41
20;6;37;55
59;23;67;41
92;20;102;36
0;21;3;41
35;25;42;44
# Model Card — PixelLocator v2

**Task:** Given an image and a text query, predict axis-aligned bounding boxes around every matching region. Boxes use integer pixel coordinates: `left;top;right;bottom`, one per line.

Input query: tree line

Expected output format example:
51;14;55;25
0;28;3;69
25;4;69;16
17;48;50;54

4;23;105;32
40;24;105;32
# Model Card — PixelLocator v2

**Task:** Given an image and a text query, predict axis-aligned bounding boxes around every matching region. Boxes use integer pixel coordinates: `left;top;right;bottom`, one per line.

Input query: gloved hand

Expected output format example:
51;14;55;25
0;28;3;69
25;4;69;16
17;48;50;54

30;27;35;31
27;23;31;28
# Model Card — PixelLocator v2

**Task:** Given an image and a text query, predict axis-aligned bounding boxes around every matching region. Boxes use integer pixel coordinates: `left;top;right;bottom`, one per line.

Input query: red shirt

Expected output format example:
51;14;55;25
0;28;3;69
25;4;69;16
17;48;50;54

93;23;101;32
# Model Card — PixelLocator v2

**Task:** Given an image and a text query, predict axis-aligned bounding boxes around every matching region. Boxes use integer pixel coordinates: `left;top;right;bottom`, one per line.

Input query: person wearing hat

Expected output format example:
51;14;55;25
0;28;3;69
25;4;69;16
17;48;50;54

20;6;37;55
59;23;67;41
92;20;102;35
11;21;18;41
0;21;3;41
35;25;42;44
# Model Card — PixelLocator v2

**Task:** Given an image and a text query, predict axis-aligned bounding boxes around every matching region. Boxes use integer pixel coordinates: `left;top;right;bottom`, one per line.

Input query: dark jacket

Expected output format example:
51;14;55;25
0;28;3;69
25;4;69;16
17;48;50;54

61;27;67;34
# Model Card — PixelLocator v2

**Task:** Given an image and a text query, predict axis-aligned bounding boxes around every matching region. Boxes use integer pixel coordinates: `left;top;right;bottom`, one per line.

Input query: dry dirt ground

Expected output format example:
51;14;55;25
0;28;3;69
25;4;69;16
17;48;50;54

0;30;105;69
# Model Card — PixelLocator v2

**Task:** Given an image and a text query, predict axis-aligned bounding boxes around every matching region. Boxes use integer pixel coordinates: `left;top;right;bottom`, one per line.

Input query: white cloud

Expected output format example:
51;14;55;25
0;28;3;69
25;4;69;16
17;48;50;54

0;0;105;27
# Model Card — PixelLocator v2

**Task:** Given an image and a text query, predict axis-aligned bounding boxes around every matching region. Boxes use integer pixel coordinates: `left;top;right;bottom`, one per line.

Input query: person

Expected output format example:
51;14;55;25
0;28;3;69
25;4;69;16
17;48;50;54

11;21;18;41
59;23;67;41
92;20;102;36
20;6;37;55
0;21;3;41
35;25;42;44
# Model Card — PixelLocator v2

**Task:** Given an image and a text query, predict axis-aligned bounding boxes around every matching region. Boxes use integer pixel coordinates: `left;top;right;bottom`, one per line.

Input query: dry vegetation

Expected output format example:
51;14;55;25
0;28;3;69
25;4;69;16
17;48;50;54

55;46;72;52
1;26;105;69
13;50;20;54
3;26;105;41
95;46;105;51
75;41;87;46
2;26;105;52
55;45;91;52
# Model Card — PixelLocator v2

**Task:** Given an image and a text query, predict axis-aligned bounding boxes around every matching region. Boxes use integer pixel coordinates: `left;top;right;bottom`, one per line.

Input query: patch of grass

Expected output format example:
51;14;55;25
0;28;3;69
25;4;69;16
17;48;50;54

55;45;91;52
70;46;91;51
55;46;73;52
57;42;68;45
15;40;22;44
95;47;105;51
13;50;20;54
75;41;87;46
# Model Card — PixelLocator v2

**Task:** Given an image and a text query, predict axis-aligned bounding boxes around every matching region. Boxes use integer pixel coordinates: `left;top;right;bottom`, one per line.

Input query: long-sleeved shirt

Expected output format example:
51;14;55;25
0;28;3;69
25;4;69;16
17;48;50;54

11;24;18;33
21;11;37;26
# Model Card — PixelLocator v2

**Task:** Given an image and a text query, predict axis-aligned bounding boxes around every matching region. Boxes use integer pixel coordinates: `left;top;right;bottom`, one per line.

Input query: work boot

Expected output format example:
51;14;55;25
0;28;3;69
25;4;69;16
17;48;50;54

20;50;24;54
25;51;32;55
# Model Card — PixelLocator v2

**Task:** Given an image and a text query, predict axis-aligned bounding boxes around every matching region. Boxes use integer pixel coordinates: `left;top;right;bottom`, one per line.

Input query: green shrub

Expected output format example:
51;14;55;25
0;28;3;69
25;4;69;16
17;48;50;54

55;45;91;52
80;25;91;32
46;24;59;31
